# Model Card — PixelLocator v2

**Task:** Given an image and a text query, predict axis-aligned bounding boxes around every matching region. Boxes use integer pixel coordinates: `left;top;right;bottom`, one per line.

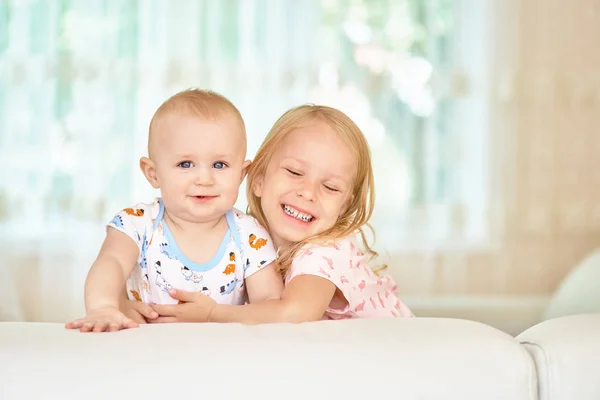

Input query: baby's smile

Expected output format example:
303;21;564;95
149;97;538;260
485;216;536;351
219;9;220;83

190;195;219;203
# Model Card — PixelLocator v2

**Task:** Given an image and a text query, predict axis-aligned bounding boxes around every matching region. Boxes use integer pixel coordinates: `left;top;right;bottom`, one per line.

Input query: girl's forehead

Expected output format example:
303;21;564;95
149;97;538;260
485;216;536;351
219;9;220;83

271;127;357;180
280;124;353;155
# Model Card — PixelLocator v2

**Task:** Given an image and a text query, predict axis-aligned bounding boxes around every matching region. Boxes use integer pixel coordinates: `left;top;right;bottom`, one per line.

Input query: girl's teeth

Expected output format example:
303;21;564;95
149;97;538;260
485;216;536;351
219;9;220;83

283;205;314;222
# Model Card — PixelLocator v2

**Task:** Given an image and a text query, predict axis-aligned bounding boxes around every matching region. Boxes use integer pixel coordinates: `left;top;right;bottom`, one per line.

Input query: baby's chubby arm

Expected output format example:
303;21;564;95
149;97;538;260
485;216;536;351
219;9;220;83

244;261;284;303
65;227;140;332
85;227;139;311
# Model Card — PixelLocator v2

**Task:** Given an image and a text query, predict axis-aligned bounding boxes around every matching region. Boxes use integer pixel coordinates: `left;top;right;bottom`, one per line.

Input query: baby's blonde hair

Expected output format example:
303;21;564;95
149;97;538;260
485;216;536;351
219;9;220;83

246;104;383;275
148;88;246;157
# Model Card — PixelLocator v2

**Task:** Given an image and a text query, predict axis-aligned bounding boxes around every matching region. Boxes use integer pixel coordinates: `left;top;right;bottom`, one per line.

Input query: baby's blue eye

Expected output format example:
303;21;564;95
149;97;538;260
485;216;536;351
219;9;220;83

178;161;192;169
213;162;227;169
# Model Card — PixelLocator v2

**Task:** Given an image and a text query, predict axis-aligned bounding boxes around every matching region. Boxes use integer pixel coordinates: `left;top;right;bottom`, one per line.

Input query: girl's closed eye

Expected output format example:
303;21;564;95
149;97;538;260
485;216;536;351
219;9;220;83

285;168;302;176
178;161;194;169
324;184;339;192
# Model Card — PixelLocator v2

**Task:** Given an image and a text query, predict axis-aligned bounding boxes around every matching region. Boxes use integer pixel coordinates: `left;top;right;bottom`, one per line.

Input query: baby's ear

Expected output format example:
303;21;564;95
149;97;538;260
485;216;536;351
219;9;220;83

139;157;159;189
241;160;252;180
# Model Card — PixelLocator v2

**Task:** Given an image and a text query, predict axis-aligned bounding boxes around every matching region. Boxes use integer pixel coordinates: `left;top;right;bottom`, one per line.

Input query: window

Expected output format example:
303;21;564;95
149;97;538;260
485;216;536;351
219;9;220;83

0;0;490;253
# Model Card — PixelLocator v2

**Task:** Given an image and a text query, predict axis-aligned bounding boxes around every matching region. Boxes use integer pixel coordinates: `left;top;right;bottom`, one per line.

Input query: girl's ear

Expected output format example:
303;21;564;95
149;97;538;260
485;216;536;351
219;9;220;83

140;157;159;189
252;174;264;198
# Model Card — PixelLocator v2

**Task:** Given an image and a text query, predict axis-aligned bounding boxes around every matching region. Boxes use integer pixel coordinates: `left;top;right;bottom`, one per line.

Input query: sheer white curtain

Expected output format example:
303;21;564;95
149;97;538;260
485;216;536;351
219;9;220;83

0;0;491;321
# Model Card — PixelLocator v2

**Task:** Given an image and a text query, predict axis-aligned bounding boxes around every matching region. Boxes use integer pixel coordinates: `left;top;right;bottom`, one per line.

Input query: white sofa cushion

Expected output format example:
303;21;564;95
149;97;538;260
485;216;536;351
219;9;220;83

544;249;600;320
518;313;600;400
0;318;536;400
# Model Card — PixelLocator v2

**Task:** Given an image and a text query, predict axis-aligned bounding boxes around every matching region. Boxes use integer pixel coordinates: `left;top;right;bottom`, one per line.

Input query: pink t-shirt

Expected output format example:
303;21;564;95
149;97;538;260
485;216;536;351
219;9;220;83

284;235;414;320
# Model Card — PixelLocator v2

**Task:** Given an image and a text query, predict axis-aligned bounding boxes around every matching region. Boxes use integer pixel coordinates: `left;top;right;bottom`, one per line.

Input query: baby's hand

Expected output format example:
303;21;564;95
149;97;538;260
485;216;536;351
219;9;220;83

65;306;138;332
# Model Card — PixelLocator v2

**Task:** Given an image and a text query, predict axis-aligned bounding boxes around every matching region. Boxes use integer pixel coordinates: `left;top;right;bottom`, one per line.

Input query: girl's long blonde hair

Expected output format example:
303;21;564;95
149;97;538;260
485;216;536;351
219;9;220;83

246;104;383;275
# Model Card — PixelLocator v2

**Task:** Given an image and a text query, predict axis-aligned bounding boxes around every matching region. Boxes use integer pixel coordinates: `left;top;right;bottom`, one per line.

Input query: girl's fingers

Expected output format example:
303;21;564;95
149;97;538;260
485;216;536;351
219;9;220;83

133;302;158;319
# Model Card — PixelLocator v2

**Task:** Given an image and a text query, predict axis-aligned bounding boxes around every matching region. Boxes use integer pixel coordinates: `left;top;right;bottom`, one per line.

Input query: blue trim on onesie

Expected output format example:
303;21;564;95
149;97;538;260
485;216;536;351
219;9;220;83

153;200;164;231
158;201;234;273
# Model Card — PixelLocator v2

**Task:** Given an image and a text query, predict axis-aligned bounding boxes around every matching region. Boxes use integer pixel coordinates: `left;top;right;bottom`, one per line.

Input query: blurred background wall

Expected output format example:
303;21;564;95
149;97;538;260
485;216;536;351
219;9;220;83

1;0;599;334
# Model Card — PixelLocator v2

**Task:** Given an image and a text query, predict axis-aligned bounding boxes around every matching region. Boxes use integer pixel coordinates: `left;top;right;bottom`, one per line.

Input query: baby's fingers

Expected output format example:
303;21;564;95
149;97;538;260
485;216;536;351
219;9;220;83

121;317;139;330
65;319;85;329
108;322;121;332
92;321;109;333
106;315;138;332
80;321;96;332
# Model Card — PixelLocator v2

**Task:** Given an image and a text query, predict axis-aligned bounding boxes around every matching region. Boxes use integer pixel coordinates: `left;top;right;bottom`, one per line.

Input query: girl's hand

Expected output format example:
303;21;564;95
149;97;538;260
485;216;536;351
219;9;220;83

65;306;138;332
149;289;217;323
120;298;159;324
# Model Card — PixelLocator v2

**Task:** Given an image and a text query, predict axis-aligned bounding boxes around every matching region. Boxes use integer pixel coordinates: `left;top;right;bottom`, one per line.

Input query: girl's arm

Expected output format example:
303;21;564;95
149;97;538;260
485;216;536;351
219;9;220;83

210;274;336;323
151;274;338;324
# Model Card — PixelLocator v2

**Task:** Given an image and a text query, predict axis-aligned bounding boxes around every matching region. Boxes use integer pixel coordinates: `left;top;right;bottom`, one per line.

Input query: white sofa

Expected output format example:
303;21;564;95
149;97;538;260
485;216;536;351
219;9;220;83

1;314;599;400
517;313;600;400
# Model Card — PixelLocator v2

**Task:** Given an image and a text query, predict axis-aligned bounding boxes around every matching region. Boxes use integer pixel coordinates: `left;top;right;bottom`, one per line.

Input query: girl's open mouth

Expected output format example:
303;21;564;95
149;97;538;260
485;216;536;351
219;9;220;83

281;204;314;222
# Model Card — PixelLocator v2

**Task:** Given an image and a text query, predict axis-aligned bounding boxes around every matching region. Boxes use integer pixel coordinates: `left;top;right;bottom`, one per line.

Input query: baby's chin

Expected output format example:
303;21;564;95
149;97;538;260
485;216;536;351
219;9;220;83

164;204;232;224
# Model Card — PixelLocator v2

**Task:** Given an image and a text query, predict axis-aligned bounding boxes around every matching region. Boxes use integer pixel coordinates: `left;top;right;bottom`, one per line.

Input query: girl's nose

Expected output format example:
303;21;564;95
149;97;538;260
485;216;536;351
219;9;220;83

296;180;317;202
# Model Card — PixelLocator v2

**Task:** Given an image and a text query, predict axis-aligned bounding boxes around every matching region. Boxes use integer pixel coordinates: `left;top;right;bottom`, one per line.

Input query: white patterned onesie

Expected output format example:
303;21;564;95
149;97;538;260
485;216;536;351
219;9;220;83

108;198;277;305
